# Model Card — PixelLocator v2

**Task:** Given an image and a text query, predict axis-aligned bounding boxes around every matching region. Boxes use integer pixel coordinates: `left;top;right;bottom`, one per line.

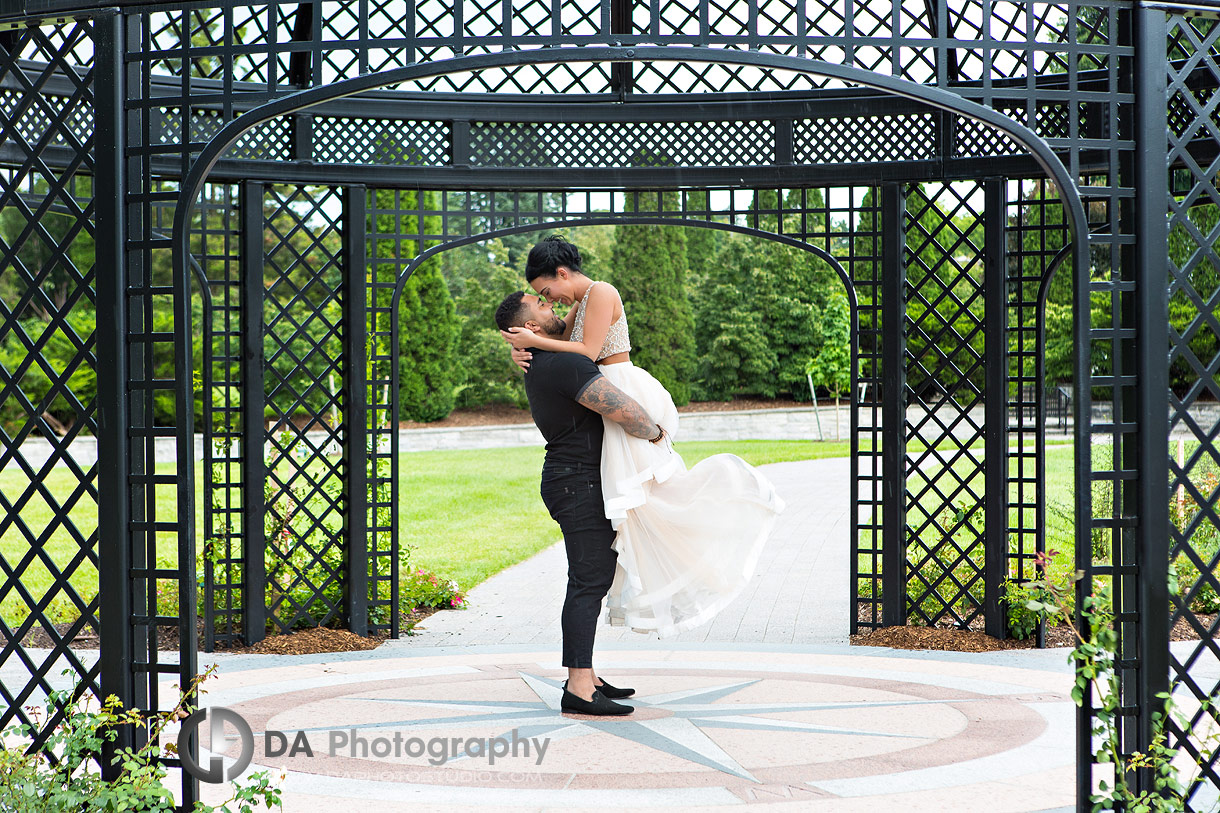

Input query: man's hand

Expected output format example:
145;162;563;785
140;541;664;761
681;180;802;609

511;346;532;371
577;377;662;441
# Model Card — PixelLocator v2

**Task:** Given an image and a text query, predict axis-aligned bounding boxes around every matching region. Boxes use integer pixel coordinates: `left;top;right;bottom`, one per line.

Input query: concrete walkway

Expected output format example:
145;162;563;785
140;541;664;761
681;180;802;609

407;458;851;649
185;456;1078;813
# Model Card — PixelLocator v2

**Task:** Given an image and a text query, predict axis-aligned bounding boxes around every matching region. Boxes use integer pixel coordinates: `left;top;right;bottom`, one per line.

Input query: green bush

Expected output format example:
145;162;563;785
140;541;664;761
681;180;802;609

0;669;281;812
904;501;986;625
1002;578;1054;640
401;566;465;612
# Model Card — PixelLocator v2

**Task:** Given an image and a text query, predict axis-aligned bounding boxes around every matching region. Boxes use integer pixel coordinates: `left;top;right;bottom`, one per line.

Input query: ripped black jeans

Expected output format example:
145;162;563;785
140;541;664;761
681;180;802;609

539;463;618;668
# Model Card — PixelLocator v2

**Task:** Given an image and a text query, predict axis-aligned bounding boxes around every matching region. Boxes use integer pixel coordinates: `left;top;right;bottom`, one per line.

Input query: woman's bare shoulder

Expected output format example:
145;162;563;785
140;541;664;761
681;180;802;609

589;280;622;302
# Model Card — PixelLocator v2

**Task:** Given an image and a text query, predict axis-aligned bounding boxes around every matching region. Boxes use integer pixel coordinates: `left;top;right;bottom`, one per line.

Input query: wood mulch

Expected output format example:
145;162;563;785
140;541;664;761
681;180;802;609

852;613;1216;652
9;608;1215;656
3;608;445;655
207;608;443;655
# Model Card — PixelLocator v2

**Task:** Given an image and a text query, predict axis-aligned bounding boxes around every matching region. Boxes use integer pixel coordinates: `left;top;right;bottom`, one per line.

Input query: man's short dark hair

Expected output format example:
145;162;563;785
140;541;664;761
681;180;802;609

494;291;529;332
525;235;582;282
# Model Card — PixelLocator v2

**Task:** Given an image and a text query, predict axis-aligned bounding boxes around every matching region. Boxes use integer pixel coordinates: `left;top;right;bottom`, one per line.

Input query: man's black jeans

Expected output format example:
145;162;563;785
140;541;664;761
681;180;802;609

539;463;618;668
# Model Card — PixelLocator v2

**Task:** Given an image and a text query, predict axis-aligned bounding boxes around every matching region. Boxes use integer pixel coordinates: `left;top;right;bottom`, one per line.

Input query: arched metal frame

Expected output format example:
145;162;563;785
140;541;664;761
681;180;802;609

0;1;1209;809
170;50;1088;651
170;48;1090;270
384;217;859;626
167;43;1092;787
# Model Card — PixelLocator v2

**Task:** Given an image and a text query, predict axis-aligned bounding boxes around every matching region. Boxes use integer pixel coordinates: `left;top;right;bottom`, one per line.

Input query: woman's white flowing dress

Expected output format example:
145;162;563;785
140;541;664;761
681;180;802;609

569;282;786;638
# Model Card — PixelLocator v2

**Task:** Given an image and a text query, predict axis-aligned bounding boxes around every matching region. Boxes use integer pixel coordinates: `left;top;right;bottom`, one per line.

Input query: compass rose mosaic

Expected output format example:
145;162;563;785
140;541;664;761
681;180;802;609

193;648;1075;809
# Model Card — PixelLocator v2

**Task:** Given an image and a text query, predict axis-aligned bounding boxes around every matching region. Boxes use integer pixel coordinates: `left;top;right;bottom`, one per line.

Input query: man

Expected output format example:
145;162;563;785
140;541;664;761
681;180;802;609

494;290;668;716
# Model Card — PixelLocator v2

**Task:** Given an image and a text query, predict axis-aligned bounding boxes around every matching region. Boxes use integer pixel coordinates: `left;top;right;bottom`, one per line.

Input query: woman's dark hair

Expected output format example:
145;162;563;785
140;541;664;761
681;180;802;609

494;291;529;332
525;235;582;282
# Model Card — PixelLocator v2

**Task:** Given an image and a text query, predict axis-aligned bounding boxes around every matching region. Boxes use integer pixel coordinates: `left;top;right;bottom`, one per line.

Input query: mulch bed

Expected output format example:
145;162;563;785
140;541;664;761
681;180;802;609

10;608;1214;656
852;625;1068;652
3;608;444;656
0;620;101;650
852;613;1216;652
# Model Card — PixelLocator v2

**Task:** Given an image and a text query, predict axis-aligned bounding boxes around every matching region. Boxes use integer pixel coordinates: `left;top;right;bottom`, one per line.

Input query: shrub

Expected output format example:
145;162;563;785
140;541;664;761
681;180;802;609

0;668;281;812
400;567;465;613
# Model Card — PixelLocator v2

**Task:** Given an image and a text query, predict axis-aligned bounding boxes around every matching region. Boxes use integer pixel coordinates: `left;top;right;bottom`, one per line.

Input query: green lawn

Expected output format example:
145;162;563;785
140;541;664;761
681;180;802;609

0;438;845;625
398;438;850;590
0;437;1132;628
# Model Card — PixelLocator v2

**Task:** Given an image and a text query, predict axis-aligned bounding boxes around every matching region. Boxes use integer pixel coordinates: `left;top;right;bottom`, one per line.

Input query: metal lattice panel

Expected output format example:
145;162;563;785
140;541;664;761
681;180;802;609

1006;180;1069;594
1166;13;1220;810
845;189;886;632
312;117;449;166
198;183;245;651
261;184;348;634
470;119;773;168
795;114;938;164
902;182;990;629
0;18;101;756
954;118;1026;159
0;88;92;151
118;0;1126;98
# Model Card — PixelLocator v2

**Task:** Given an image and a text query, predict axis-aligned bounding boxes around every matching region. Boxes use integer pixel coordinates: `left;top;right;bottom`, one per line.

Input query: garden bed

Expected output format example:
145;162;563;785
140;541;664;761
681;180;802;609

851;613;1215;652
0;607;448;654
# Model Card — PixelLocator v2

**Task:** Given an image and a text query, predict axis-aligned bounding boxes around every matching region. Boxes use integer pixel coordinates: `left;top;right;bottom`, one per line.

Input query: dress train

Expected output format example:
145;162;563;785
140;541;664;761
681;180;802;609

596;362;786;637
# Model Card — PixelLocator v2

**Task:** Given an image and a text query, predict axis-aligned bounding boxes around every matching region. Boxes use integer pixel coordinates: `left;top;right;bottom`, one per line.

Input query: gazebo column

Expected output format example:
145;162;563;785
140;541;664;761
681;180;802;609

983;177;1010;639
881;183;909;627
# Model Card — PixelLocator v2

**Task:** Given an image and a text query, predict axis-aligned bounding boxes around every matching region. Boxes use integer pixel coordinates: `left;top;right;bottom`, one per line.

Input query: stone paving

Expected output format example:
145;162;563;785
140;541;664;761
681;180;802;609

183;455;1080;812
407;458;850;649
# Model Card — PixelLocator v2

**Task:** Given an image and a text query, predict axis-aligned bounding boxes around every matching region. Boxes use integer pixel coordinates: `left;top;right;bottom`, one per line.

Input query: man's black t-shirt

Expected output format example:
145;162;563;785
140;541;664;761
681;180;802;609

523;349;604;472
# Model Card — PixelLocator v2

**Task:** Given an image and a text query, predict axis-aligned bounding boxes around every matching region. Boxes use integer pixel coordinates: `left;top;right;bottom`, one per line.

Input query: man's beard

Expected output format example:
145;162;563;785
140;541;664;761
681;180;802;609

543;315;566;336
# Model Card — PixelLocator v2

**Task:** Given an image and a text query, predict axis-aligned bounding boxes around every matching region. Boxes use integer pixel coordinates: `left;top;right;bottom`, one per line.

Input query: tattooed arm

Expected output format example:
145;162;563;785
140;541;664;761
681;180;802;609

576;377;663;441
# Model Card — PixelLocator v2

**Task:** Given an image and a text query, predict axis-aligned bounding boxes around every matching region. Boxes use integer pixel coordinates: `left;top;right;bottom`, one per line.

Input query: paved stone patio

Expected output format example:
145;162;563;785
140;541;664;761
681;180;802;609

183;456;1078;812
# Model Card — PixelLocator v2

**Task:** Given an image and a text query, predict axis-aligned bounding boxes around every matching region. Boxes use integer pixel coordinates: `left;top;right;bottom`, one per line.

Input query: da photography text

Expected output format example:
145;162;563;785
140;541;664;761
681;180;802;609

275;727;551;765
179;707;550;783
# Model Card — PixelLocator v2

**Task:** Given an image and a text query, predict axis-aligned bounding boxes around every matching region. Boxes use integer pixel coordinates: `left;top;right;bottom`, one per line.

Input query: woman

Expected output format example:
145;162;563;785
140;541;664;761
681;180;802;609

502;235;785;637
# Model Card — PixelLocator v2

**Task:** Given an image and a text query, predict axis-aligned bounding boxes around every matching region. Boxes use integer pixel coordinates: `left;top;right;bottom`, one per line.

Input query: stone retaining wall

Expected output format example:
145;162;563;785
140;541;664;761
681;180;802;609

8;401;1212;465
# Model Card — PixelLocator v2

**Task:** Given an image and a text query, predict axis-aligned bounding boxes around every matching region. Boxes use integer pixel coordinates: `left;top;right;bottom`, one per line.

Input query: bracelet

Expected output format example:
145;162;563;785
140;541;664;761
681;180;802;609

649;424;665;443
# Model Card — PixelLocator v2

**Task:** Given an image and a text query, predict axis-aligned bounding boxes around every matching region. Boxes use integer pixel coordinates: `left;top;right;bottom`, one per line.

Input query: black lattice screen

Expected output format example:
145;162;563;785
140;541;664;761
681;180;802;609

199;182;391;646
0;19;101;750
1166;13;1220;810
260;185;348;633
845;189;885;632
901;182;991;629
0;0;1186;807
1007;179;1072;646
198;183;245;651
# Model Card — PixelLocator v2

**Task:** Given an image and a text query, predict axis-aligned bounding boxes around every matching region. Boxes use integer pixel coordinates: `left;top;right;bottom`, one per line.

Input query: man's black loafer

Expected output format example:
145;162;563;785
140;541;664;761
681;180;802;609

564;678;636;699
560;687;634;715
594;678;635;699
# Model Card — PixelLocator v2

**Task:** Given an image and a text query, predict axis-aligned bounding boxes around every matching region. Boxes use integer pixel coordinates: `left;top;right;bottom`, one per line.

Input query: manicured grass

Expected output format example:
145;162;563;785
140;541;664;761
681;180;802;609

400;439;851;590
1;438;842;625
674;438;851;466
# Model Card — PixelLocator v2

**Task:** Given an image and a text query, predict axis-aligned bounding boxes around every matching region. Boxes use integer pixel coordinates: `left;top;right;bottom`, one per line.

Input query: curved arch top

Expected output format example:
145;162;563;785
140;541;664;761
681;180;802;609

172;47;1089;293
387;216;856;313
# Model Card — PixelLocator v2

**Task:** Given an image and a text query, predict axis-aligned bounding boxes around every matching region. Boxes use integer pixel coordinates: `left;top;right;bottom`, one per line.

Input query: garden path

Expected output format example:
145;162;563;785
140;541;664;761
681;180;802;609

402;457;852;648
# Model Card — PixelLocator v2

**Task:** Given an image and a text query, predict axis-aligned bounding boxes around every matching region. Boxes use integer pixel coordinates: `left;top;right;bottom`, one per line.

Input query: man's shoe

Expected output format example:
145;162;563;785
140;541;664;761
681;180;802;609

563;679;635;699
594;679;635;699
560;687;634;716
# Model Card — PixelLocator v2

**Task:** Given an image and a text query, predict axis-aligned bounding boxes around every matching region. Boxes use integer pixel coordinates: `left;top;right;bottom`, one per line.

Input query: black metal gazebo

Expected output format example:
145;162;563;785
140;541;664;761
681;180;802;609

0;0;1216;808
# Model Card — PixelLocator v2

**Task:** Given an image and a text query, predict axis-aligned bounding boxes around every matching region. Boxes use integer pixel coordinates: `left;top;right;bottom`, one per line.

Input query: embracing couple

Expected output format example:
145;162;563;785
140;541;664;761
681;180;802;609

494;236;785;716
